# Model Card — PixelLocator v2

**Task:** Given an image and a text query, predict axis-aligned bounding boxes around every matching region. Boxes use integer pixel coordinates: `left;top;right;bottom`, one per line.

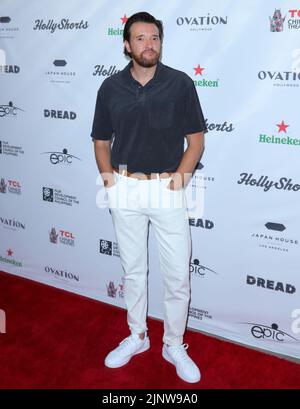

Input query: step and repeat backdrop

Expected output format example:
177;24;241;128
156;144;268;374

1;0;300;359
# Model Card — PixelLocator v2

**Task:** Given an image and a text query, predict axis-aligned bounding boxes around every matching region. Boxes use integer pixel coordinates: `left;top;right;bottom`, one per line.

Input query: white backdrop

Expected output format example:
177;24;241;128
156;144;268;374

1;0;300;359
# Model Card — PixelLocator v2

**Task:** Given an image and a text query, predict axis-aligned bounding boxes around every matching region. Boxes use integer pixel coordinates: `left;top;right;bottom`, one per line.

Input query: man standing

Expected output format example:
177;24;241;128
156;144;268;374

91;12;206;383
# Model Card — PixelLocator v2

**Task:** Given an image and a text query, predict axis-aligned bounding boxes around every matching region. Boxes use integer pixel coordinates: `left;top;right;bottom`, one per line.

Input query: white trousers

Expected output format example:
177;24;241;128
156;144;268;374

107;171;191;346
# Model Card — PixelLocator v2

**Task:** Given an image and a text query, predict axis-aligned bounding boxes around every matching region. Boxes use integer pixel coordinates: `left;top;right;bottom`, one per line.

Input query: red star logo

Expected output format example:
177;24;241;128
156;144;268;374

194;64;205;76
7;249;13;257
120;14;128;25
276;120;289;133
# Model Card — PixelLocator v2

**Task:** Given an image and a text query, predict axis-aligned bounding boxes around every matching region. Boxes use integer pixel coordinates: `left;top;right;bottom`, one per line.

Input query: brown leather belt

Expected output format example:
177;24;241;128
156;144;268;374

113;167;173;180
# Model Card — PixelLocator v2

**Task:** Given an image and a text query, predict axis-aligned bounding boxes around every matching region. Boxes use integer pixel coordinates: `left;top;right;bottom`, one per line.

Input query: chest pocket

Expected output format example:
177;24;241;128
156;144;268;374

148;101;175;130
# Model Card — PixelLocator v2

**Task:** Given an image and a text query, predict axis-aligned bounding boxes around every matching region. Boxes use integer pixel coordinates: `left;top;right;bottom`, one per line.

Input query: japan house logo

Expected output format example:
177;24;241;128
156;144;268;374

107;14;127;36
259;121;300;147
0;16;19;38
251;221;298;253
193;64;219;88
45;60;76;83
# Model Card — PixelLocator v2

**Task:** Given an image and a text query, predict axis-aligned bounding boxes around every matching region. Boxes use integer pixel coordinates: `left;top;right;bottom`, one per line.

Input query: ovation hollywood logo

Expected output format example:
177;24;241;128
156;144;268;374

41;148;81;165
0;216;25;231
259;121;300;147
193;64;219;88
33;18;88;33
0;141;24;157
49;227;76;247
251;222;298;253
45;60;75;84
107;14;127;36
241;321;298;343
45;266;79;282
237;173;300;192
176;14;228;31
258;69;300;88
0;16;19;38
42;187;79;207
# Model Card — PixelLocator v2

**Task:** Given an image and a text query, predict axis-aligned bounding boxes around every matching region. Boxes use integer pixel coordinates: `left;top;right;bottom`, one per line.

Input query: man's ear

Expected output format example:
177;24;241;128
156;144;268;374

124;40;131;54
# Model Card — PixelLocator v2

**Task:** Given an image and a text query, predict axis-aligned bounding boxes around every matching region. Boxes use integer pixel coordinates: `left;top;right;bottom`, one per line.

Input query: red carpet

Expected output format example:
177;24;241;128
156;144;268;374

0;270;299;389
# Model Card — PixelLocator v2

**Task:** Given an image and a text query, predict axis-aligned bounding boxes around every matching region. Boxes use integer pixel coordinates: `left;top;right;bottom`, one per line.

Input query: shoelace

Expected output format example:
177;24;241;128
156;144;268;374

118;335;141;350
171;343;191;364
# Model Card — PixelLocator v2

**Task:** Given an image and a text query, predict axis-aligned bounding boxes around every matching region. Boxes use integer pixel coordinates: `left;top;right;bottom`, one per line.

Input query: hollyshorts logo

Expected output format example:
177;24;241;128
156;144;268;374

0;16;19;38
41;148;81;165
190;259;218;279
242;321;298;343
237;173;300;192
99;239;120;257
176;14;228;31
269;9;300;31
205;118;234;133
33;18;88;33
0;140;24;156
0;216;25;231
0;101;24;117
106;280;124;298
188;306;213;321
251;222;298;253
92;65;121;77
246;275;296;294
0;248;22;267
0;309;5;334
193;64;219;88
258;69;300;88
49;227;75;247
44;109;76;120
44;266;79;282
259;121;300;147
107;14;127;36
45;60;75;84
0;178;22;195
42;187;79;207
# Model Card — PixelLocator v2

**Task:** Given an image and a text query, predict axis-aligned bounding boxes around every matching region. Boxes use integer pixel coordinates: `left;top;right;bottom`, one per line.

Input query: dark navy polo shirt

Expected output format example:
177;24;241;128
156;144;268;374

91;60;207;173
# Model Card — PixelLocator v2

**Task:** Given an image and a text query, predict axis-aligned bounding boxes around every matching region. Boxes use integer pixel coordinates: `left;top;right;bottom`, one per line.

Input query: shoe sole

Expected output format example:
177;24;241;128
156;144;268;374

162;348;201;383
105;339;150;368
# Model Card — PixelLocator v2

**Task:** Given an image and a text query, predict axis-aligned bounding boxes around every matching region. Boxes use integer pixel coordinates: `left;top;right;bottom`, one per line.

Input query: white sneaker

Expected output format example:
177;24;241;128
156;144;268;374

104;333;150;368
162;343;201;383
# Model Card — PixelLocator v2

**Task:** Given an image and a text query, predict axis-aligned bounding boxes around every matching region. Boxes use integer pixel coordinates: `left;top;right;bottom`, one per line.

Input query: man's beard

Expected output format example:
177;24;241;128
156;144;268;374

131;49;160;68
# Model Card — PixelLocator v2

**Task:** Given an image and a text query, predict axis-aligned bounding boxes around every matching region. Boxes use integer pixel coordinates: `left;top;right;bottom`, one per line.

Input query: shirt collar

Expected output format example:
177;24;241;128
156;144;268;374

123;59;165;86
